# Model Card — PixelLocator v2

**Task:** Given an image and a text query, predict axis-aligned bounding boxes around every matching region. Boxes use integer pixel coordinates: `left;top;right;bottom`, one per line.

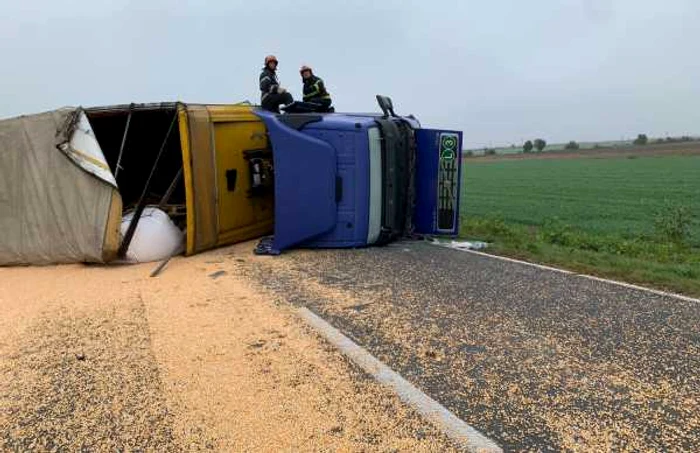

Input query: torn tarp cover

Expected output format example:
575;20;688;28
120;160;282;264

57;108;118;188
0;108;121;265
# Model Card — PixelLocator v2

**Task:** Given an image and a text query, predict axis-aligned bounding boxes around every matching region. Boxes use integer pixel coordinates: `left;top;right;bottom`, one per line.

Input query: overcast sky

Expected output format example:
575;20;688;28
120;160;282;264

1;0;699;147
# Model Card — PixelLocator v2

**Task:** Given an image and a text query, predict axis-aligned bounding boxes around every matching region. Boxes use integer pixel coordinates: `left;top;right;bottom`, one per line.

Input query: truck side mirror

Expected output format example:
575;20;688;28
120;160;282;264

376;95;396;117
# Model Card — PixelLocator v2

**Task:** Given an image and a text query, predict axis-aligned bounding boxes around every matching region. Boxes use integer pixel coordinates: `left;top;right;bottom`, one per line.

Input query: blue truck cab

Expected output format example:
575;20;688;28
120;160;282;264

254;96;462;254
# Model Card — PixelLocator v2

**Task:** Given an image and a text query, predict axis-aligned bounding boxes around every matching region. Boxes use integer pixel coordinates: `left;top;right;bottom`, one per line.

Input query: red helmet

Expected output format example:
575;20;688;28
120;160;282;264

264;55;278;66
299;65;313;75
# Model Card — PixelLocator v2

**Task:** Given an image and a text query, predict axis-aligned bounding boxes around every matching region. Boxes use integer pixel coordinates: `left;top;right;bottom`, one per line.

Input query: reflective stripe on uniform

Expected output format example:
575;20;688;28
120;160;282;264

303;81;323;100
304;94;331;101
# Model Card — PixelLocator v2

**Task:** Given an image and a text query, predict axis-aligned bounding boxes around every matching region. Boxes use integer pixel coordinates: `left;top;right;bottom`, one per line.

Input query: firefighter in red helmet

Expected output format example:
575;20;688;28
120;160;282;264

259;55;294;113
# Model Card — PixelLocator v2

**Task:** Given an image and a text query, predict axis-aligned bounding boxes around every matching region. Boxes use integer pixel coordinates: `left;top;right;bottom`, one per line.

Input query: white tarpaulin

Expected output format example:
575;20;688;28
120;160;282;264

0;108;122;265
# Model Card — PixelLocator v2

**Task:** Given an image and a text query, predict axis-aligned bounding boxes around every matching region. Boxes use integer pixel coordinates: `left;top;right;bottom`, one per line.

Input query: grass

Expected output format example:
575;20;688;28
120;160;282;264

460;155;700;296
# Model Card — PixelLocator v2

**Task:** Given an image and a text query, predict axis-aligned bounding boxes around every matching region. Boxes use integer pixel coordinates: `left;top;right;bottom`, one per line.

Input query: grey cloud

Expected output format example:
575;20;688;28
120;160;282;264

1;0;698;147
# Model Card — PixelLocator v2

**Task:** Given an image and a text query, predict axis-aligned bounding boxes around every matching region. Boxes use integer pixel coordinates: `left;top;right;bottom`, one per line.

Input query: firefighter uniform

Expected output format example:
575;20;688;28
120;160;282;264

260;56;293;113
302;74;332;111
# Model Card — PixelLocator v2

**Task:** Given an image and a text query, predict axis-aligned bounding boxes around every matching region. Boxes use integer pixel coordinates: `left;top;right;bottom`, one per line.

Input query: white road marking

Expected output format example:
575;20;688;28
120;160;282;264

453;248;700;304
298;307;503;453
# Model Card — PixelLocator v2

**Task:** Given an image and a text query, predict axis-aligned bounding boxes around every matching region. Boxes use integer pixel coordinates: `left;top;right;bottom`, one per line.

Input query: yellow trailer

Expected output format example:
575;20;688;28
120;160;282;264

85;102;274;259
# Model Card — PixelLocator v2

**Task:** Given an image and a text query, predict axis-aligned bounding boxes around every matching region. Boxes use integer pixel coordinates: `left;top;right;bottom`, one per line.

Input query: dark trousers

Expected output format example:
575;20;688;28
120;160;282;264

261;92;294;113
306;98;332;112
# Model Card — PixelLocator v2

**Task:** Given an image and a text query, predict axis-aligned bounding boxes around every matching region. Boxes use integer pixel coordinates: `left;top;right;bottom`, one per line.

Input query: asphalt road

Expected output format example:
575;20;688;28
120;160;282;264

241;241;700;452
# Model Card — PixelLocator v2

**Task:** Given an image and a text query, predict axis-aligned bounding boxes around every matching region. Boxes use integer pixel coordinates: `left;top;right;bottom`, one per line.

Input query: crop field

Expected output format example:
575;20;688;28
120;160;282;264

459;150;700;295
462;154;700;244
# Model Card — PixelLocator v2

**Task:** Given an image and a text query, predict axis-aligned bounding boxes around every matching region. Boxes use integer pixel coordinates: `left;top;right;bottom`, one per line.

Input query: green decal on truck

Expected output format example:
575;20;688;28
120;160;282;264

440;135;457;161
437;132;460;231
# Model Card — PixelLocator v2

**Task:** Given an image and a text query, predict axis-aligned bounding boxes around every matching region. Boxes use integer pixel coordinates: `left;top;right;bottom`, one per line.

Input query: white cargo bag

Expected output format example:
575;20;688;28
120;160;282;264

120;207;185;263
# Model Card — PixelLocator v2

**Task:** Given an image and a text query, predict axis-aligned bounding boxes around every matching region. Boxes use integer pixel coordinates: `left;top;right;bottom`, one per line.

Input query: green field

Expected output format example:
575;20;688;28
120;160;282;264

460;155;700;295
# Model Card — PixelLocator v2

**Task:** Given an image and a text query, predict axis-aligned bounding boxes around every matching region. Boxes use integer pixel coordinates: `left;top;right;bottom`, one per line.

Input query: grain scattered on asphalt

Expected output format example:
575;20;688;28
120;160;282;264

236;241;700;452
0;250;458;452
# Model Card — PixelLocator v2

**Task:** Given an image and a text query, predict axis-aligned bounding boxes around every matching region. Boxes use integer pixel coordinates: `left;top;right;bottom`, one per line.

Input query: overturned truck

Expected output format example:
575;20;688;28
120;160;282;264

0;97;462;265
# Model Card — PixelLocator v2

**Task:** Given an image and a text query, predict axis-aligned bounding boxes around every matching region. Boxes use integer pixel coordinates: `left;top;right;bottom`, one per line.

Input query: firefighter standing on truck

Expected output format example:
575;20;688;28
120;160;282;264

260;55;294;113
300;65;333;112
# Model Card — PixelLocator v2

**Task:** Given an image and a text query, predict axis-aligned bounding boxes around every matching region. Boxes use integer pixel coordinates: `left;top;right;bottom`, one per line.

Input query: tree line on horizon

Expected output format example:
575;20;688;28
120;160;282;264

466;133;698;156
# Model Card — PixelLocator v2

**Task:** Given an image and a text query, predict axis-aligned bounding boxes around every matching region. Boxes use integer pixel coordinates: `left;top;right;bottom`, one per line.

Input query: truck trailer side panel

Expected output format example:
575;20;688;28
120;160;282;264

179;104;274;255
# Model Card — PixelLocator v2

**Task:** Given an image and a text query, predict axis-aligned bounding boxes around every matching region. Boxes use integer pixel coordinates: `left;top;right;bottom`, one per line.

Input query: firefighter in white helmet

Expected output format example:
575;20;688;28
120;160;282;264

300;65;333;112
